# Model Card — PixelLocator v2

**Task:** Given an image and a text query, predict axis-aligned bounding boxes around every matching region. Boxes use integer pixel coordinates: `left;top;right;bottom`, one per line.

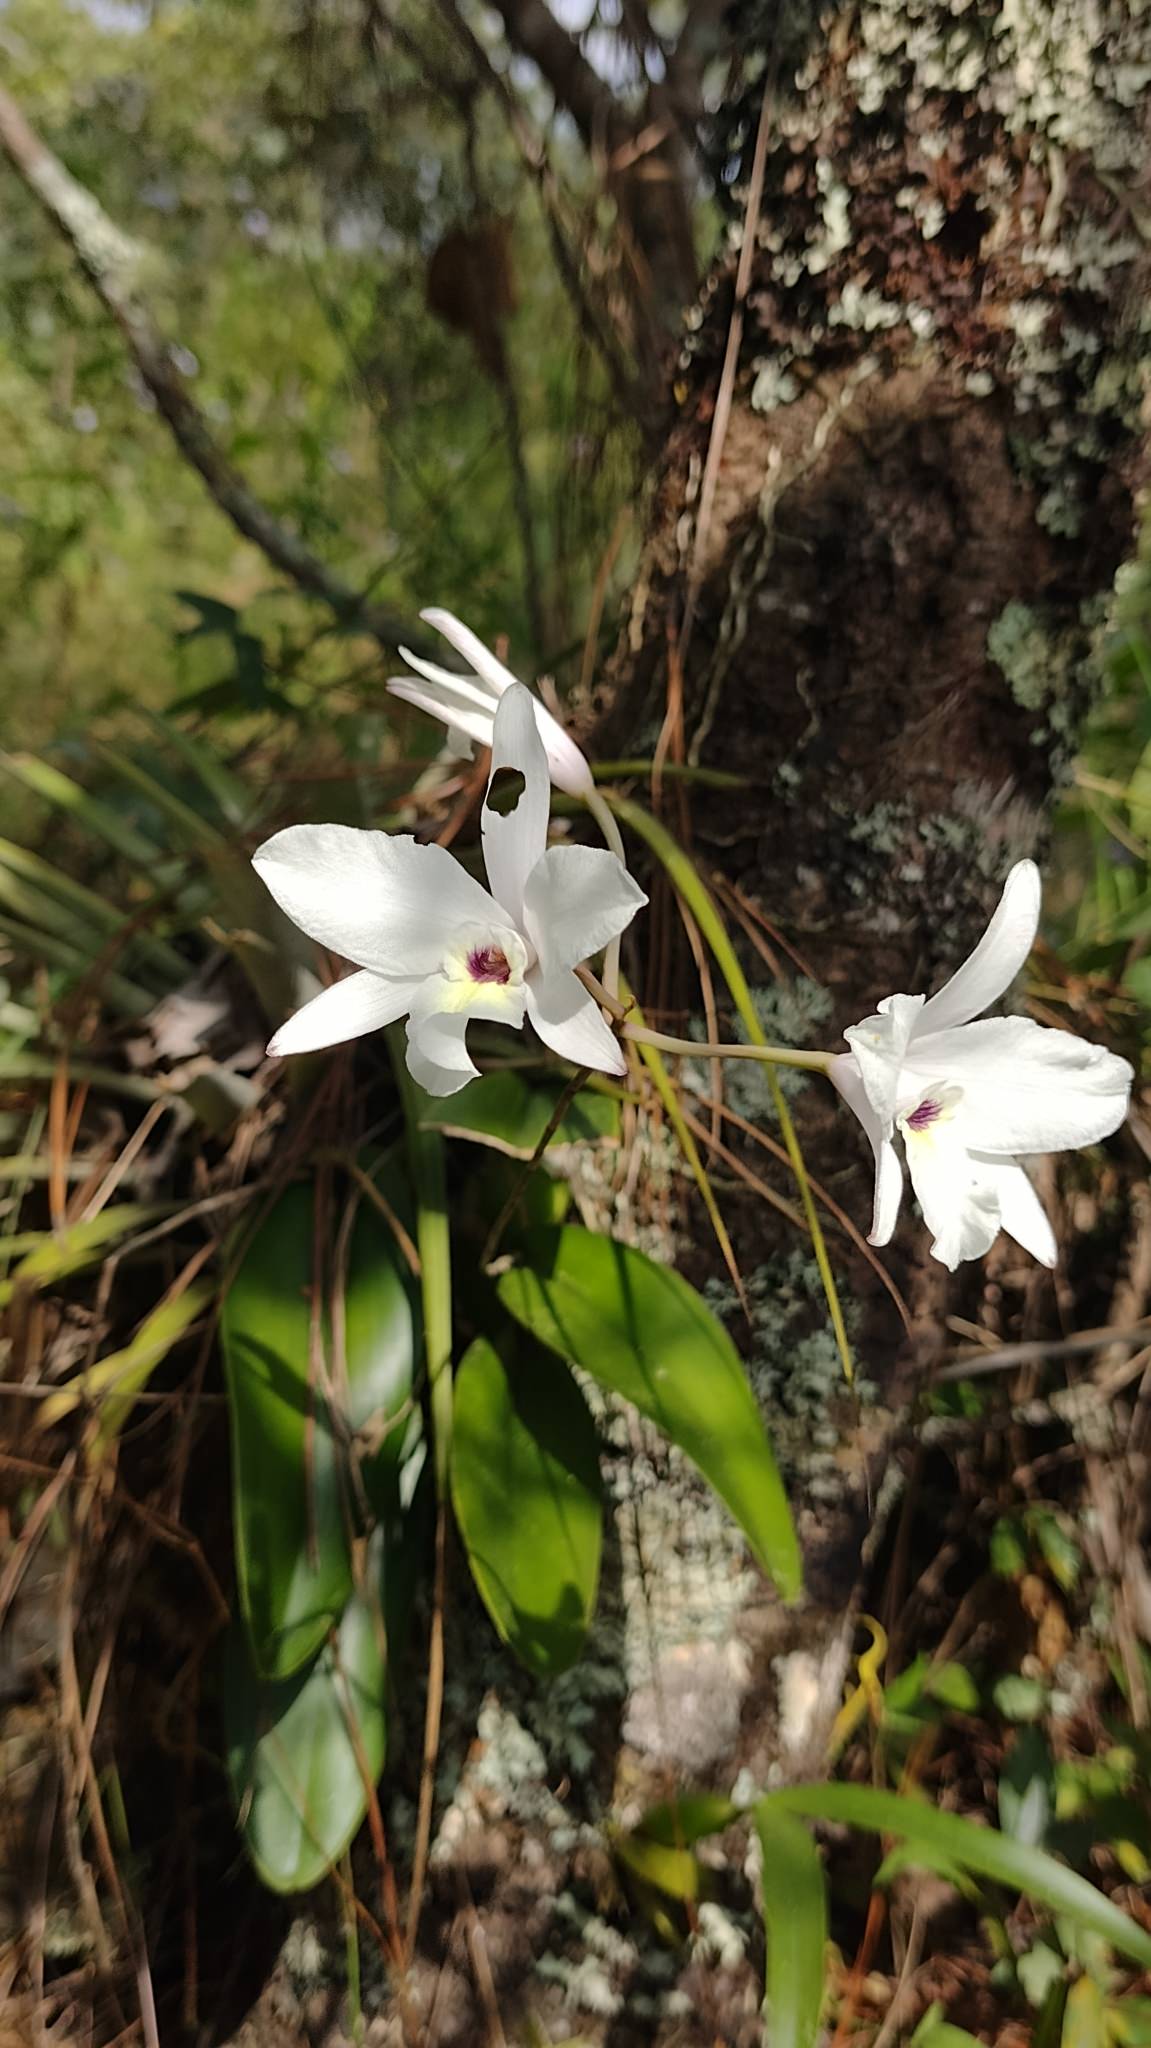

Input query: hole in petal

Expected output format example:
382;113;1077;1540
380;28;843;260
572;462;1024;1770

485;766;526;817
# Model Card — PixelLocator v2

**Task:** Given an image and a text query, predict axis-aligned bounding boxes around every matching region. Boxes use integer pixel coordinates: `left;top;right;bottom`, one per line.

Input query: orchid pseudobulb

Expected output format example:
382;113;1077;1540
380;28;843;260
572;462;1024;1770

829;860;1132;1270
252;685;645;1095
387;608;593;798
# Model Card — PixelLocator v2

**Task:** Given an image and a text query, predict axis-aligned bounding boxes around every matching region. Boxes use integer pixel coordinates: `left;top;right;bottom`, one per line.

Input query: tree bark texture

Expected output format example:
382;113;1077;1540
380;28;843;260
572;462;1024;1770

245;6;1151;2042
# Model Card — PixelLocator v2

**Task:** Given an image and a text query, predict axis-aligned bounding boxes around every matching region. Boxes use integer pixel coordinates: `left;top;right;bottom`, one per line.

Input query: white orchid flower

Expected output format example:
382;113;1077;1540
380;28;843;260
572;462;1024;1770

387;607;594;798
252;685;646;1095
829;860;1132;1271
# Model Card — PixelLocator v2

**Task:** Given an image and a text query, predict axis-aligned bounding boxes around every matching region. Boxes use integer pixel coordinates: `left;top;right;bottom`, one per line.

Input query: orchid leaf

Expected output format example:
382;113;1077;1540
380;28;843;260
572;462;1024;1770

614;1830;701;1902
221;1172;421;1680
225;1532;388;1894
497;1226;801;1598
452;1330;602;1675
415;1069;619;1157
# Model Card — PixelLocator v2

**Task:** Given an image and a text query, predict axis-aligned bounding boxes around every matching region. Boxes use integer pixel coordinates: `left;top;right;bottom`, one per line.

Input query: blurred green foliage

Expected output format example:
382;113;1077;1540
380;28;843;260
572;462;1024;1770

0;0;639;747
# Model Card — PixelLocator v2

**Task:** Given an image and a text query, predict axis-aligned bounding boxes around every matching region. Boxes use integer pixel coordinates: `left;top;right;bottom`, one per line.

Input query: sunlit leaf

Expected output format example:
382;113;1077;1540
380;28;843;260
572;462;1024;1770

0;1201;175;1308
614;1830;701;1902
1062;1974;1107;2048
910;2006;984;2048
36;1277;214;1440
1000;1727;1055;1848
497;1226;801;1598
416;1070;619;1157
754;1805;827;2048
635;1795;740;1848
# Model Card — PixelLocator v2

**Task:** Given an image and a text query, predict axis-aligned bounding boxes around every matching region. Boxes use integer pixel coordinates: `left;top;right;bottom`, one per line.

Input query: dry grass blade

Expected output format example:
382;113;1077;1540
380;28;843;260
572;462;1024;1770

703;1096;913;1336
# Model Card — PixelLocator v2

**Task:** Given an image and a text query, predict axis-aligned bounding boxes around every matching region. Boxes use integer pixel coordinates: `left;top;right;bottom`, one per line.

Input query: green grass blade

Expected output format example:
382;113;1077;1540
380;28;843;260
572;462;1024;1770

621;974;749;1311
0;1201;177;1308
0;751;162;867
0;1051;163;1103
0;912;160;1020
763;1783;1151;1972
754;1805;827;2048
608;794;853;1384
144;709;255;828
37;1278;214;1440
0;834;185;983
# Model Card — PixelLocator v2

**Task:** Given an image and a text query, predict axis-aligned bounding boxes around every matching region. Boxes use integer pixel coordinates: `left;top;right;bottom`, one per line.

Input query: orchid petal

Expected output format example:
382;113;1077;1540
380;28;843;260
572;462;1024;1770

828;1053;905;1245
403;971;528;1096
915;860;1041;1037
267;969;421;1057
386;680;494;756
521;844;647;974
421;608;521;699
387;688;494;748
903;1122;1001;1271
978;1156;1058;1267
404;1005;478;1096
525;967;626;1075
843;992;925;1129
904;1017;1132;1155
252;825;502;977
481;686;551;925
392;652;500;715
412;610;594;796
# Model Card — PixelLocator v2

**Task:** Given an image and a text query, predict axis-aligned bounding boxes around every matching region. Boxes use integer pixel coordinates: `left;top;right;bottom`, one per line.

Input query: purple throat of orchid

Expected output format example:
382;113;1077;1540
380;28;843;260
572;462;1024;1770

467;944;512;986
905;1096;942;1133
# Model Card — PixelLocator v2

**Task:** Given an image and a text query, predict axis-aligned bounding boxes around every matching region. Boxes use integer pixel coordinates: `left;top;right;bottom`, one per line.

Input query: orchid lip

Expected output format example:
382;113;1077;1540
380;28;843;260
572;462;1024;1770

905;1096;943;1133
467;944;512;985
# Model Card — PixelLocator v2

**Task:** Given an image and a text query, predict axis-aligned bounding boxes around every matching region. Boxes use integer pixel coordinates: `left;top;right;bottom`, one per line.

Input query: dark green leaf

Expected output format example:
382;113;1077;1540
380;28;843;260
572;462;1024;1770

225;1537;388;1894
221;1175;421;1679
754;1805;827;2048
497;1228;801;1598
451;1331;602;1675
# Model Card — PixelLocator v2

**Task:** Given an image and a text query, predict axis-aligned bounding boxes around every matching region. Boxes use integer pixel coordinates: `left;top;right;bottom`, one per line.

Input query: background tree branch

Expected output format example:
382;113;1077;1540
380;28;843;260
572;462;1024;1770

0;82;432;657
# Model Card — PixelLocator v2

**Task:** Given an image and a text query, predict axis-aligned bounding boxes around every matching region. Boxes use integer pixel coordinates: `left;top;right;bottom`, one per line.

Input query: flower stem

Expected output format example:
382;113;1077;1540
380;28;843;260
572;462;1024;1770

622;1019;832;1075
388;1028;452;1963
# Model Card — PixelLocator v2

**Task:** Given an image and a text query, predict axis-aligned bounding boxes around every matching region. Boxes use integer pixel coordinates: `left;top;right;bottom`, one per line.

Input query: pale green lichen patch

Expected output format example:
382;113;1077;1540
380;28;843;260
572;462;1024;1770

690;0;1147;554
987;595;1108;757
706;1252;874;1487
